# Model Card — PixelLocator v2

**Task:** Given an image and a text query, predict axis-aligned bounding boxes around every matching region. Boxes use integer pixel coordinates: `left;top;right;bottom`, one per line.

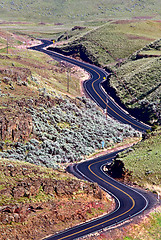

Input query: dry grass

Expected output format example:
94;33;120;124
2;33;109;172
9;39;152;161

0;31;86;104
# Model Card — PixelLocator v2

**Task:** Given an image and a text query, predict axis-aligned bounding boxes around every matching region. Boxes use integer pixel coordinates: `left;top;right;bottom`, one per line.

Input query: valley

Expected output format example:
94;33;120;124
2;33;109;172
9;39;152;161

0;2;161;239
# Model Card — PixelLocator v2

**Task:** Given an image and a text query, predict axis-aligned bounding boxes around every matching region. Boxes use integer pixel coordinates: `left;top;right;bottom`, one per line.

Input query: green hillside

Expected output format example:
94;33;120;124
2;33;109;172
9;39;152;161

54;20;161;124
0;0;161;23
109;56;161;124
118;128;161;189
54;20;161;66
0;2;161;240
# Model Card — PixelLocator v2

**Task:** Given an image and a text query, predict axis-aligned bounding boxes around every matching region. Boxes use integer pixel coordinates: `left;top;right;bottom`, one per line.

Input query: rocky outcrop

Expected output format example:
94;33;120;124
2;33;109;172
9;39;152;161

0;111;33;142
0;160;113;226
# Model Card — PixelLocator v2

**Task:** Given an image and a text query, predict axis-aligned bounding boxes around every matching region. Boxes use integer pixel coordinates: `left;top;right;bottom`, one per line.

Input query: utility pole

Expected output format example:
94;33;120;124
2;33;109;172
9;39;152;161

106;96;108;120
67;69;69;92
7;35;8;54
67;68;71;93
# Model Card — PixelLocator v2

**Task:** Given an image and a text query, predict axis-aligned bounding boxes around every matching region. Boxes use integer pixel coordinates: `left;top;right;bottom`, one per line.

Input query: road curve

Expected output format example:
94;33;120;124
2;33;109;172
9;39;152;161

30;40;151;132
30;40;150;240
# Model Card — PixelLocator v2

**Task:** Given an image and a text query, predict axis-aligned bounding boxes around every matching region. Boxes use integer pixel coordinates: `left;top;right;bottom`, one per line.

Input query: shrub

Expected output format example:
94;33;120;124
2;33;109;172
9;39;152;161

1;96;139;169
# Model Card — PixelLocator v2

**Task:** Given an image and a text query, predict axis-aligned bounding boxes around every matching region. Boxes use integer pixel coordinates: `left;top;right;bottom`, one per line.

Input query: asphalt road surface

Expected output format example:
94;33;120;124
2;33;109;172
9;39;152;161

30;40;151;240
30;40;151;132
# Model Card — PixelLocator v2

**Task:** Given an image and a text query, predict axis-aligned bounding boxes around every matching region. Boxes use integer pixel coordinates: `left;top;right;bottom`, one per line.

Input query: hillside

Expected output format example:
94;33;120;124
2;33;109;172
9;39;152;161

55;20;161;65
99;128;161;240
0;30;142;240
108;38;161;125
110;128;161;193
0;158;114;240
52;20;159;66
54;20;161;124
0;31;84;97
0;17;160;240
0;0;161;23
0;31;140;168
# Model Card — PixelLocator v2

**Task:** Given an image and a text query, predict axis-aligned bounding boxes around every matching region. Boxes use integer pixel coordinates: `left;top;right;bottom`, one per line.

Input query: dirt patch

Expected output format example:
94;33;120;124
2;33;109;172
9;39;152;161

132;16;155;20
126;34;154;41
112;19;138;24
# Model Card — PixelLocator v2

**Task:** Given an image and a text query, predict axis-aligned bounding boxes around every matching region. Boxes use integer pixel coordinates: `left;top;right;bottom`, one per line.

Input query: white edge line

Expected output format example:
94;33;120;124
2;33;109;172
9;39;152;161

100;163;149;216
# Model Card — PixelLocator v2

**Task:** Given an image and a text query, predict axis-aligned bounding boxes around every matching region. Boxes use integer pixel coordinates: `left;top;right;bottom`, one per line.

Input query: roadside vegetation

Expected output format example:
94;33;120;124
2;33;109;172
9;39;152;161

0;30;139;169
85;206;161;240
54;20;161;66
116;127;161;195
109;56;161;124
0;95;139;169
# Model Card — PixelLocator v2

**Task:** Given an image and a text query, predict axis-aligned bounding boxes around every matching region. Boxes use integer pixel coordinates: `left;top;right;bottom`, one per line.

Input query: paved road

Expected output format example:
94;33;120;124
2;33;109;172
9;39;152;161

43;150;148;240
30;40;150;240
31;40;151;132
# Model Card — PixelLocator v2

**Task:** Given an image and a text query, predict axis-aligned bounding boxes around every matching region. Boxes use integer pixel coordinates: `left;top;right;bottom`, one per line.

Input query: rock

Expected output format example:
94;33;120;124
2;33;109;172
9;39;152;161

8;214;14;223
24;190;30;198
29;185;37;196
43;185;54;195
0;112;33;142
12;186;25;198
13;213;20;222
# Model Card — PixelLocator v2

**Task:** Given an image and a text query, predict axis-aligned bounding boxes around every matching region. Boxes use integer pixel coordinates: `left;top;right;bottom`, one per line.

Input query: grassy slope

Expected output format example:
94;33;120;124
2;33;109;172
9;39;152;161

119;128;161;193
0;0;161;23
121;209;161;240
53;20;161;124
109;57;161;106
56;20;161;66
86;207;161;240
94;128;161;240
108;36;161;124
55;20;161;124
0;32;83;99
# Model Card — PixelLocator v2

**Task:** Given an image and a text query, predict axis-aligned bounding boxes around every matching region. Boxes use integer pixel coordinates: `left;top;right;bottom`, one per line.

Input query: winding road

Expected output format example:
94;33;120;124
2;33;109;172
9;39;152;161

30;40;151;240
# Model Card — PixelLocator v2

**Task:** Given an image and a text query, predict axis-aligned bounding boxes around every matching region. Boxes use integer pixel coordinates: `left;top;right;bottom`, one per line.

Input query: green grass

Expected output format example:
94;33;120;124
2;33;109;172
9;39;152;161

109;57;161;106
0;35;83;101
0;0;161;23
118;128;161;190
56;20;161;66
113;20;161;40
122;210;161;240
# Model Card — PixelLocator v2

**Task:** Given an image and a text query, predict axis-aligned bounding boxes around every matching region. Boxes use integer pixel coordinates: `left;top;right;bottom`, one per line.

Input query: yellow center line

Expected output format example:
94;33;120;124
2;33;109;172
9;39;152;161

89;157;135;208
91;69;146;131
58;55;147;131
43;50;144;240
57;157;135;240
